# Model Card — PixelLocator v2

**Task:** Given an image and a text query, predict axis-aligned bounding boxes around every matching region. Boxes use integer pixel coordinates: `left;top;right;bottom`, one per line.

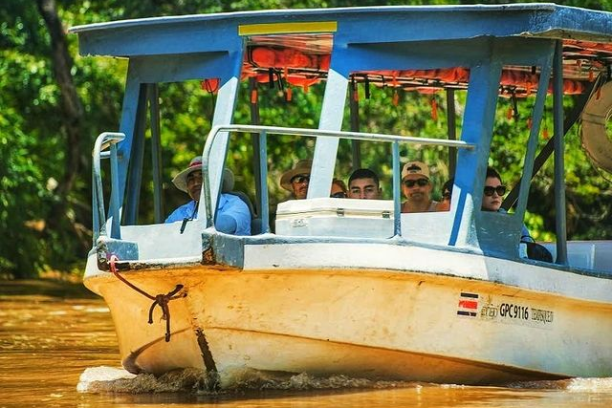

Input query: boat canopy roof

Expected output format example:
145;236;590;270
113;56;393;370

71;3;612;42
71;3;612;96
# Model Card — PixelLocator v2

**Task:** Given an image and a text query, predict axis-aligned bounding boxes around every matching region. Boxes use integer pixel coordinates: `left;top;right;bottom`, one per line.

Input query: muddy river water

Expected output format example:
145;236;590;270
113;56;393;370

1;280;612;407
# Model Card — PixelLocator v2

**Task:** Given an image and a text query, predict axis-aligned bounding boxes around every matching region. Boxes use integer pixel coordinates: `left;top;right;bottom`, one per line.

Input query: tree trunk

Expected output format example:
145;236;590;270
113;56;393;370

36;0;83;201
36;0;90;258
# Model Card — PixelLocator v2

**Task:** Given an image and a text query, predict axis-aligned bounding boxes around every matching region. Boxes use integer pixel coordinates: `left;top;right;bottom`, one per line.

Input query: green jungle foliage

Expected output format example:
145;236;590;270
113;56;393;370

1;0;611;277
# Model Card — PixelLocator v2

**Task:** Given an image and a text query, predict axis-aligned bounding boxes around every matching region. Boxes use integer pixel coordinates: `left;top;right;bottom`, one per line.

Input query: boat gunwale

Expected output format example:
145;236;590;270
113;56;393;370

87;232;612;284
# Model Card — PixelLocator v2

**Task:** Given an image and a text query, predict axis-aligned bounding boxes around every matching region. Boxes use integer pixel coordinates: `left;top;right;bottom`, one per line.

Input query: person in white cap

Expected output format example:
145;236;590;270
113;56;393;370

400;160;438;213
165;156;251;235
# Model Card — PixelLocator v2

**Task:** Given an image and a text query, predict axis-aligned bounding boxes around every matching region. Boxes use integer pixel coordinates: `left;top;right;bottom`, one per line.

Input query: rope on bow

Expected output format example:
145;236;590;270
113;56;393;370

109;255;185;342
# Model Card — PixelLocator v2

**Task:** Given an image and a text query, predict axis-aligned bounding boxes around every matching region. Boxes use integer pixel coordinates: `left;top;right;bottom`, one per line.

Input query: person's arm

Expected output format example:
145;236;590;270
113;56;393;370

215;214;238;234
520;224;535;243
216;194;251;235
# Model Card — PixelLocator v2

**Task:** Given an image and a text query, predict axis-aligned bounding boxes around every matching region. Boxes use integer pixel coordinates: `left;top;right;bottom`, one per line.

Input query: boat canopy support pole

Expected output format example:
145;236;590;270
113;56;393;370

452;60;502;248
203;77;237;227
392;141;401;236
149;83;164;224
553;40;568;265
258;130;270;234
309;68;348;198
109;142;122;239
349;78;362;170
249;77;262;217
124;84;149;226
446;89;457;176
203;50;245;228
111;65;143;234
513;47;554;232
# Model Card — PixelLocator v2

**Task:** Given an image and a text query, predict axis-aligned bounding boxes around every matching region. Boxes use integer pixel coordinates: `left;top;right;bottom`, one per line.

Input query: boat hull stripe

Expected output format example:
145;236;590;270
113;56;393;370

457;311;477;317
458;300;478;309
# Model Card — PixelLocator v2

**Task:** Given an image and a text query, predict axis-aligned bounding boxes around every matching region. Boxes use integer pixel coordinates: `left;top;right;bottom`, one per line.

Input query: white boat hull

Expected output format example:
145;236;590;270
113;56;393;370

85;243;612;386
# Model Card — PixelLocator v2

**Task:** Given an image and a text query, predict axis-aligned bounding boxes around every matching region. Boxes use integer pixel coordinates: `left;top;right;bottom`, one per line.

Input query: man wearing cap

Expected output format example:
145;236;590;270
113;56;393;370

165;156;251;235
280;159;312;199
401;161;438;213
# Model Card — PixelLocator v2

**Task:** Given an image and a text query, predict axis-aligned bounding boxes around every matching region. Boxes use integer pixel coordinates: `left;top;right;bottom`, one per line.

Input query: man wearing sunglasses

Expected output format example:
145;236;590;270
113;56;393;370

401;161;438;213
280;159;312;200
482;167;533;243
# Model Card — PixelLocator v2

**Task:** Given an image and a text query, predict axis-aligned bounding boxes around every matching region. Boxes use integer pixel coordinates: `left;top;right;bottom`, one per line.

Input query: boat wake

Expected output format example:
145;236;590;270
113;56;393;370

77;366;612;394
77;366;424;394
505;377;612;391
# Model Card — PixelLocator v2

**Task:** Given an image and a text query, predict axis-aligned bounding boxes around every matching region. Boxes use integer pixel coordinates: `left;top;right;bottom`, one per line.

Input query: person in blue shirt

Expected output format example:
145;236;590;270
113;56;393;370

165;156;251;236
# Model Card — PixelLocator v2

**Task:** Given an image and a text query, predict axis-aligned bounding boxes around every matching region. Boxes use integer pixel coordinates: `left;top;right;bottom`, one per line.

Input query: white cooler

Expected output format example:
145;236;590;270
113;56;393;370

275;198;395;238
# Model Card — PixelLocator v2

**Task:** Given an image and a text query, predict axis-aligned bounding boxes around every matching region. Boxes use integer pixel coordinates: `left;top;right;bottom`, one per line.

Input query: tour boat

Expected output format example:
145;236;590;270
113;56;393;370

71;4;612;387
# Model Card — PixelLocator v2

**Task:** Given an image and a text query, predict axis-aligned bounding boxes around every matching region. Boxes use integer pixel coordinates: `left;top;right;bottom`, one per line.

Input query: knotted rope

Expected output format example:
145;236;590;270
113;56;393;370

109;255;185;342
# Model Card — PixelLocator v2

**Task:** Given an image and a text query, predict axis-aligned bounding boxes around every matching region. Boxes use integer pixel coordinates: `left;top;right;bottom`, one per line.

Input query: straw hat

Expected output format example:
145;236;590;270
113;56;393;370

172;156;235;193
280;159;312;192
172;156;203;193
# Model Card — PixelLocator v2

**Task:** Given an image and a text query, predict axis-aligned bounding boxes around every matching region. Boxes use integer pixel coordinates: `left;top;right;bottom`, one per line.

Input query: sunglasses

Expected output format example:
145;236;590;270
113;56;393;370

484;185;506;197
291;174;310;184
331;192;347;198
442;192;452;200
404;178;429;188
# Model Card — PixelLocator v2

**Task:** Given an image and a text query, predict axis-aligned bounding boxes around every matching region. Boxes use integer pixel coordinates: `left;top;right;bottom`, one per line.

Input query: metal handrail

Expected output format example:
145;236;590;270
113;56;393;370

206;124;476;149
202;124;475;235
92;132;125;243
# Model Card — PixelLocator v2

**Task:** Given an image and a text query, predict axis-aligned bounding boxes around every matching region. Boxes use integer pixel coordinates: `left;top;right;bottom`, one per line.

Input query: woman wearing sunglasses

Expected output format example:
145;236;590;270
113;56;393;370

482;167;534;243
435;178;454;212
481;167;507;212
330;178;348;198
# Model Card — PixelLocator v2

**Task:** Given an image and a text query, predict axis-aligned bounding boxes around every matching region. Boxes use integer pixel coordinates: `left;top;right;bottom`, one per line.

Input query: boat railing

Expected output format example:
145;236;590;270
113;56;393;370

92;132;125;243
541;241;612;274
202;124;475;237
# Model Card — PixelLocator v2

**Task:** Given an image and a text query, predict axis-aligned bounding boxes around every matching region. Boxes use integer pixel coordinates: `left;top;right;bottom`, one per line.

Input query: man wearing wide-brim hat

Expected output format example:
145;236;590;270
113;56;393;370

280;159;312;199
165;156;251;235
